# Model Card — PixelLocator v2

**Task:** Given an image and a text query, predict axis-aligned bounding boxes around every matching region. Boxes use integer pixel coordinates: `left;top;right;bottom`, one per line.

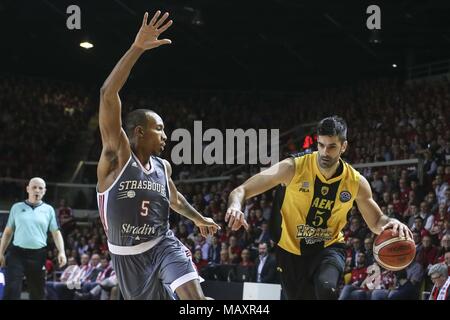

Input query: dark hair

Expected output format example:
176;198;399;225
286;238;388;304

124;109;155;138
259;241;269;248
317;116;347;142
414;216;424;223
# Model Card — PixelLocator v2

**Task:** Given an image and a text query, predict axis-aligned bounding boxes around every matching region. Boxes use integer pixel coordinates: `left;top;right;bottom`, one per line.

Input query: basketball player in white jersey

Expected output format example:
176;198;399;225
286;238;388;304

97;10;219;300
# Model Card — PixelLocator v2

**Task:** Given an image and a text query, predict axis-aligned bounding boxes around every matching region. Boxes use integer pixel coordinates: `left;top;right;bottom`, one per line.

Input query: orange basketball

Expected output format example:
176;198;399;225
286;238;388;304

373;228;416;271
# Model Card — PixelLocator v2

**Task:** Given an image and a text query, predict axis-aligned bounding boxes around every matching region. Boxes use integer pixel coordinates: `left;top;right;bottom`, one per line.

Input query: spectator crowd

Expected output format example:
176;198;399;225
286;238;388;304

1;74;449;299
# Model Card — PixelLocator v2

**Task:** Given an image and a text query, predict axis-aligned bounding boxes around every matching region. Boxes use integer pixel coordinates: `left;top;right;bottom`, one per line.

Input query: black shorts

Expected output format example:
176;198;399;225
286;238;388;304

276;244;346;300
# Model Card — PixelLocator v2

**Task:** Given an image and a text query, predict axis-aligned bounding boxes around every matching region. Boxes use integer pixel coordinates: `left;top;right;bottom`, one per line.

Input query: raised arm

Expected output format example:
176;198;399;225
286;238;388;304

97;11;173;191
163;160;220;238
226;158;296;231
356;175;413;239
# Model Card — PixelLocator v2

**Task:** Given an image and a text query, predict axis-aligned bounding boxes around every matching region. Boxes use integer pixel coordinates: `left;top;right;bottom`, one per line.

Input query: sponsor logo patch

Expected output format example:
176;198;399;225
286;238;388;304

340;191;352;202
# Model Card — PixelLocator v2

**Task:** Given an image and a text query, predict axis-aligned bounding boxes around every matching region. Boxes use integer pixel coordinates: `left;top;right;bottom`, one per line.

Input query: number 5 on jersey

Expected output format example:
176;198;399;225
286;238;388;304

312;210;325;227
141;200;150;216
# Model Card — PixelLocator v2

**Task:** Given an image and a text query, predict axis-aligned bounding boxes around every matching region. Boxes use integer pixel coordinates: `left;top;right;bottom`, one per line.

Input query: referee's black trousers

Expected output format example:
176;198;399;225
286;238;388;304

4;245;47;300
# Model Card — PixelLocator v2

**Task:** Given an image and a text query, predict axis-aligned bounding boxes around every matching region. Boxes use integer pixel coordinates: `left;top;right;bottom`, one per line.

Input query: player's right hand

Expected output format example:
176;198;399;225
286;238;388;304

196;217;220;238
0;253;5;267
133;11;173;50
225;207;249;231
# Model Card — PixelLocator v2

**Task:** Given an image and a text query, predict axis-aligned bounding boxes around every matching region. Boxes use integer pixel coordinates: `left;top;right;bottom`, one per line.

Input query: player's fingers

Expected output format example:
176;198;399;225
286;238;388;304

392;223;399;236
155;12;169;28
199;226;207;238
155;39;172;47
406;228;413;241
228;217;236;229
243;219;249;231
208;226;216;236
225;208;232;222
142;12;149;27
232;213;243;230
227;211;236;228
209;222;220;231
398;225;405;238
403;225;408;237
210;219;220;228
381;222;391;230
149;10;161;26
157;20;173;33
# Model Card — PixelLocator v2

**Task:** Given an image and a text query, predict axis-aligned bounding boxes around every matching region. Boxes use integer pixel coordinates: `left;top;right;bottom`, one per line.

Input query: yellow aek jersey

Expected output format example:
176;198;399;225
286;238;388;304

278;151;360;255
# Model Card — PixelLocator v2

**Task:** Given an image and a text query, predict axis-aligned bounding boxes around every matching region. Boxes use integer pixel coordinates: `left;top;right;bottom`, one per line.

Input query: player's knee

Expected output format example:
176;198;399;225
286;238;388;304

315;280;338;300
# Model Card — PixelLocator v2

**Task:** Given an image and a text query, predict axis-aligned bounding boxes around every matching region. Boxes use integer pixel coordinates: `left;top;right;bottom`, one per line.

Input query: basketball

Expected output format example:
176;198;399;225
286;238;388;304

373;228;416;271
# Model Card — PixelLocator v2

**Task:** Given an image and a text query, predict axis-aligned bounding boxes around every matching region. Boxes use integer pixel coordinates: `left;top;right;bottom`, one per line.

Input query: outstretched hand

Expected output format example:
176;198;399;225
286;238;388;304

133;11;173;50
225;207;249;231
196;217;221;238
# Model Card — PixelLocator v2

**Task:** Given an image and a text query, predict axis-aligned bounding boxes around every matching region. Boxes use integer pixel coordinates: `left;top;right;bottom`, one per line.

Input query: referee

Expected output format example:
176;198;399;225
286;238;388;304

0;177;67;300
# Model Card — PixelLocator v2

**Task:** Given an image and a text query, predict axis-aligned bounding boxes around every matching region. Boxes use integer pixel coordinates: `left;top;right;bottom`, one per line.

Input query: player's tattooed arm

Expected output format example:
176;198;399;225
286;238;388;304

98;11;173;190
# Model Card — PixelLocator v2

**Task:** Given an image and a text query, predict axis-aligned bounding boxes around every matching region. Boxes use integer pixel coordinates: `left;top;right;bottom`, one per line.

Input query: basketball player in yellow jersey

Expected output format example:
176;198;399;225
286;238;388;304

226;116;413;299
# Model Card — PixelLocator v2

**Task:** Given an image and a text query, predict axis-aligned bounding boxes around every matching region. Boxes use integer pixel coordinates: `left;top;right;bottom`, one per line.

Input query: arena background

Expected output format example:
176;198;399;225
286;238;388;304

0;0;449;304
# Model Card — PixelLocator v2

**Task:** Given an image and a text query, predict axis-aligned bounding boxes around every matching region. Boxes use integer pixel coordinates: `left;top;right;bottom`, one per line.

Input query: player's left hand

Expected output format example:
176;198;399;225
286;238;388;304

58;252;67;268
133;11;173;50
382;219;413;240
195;217;220;237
